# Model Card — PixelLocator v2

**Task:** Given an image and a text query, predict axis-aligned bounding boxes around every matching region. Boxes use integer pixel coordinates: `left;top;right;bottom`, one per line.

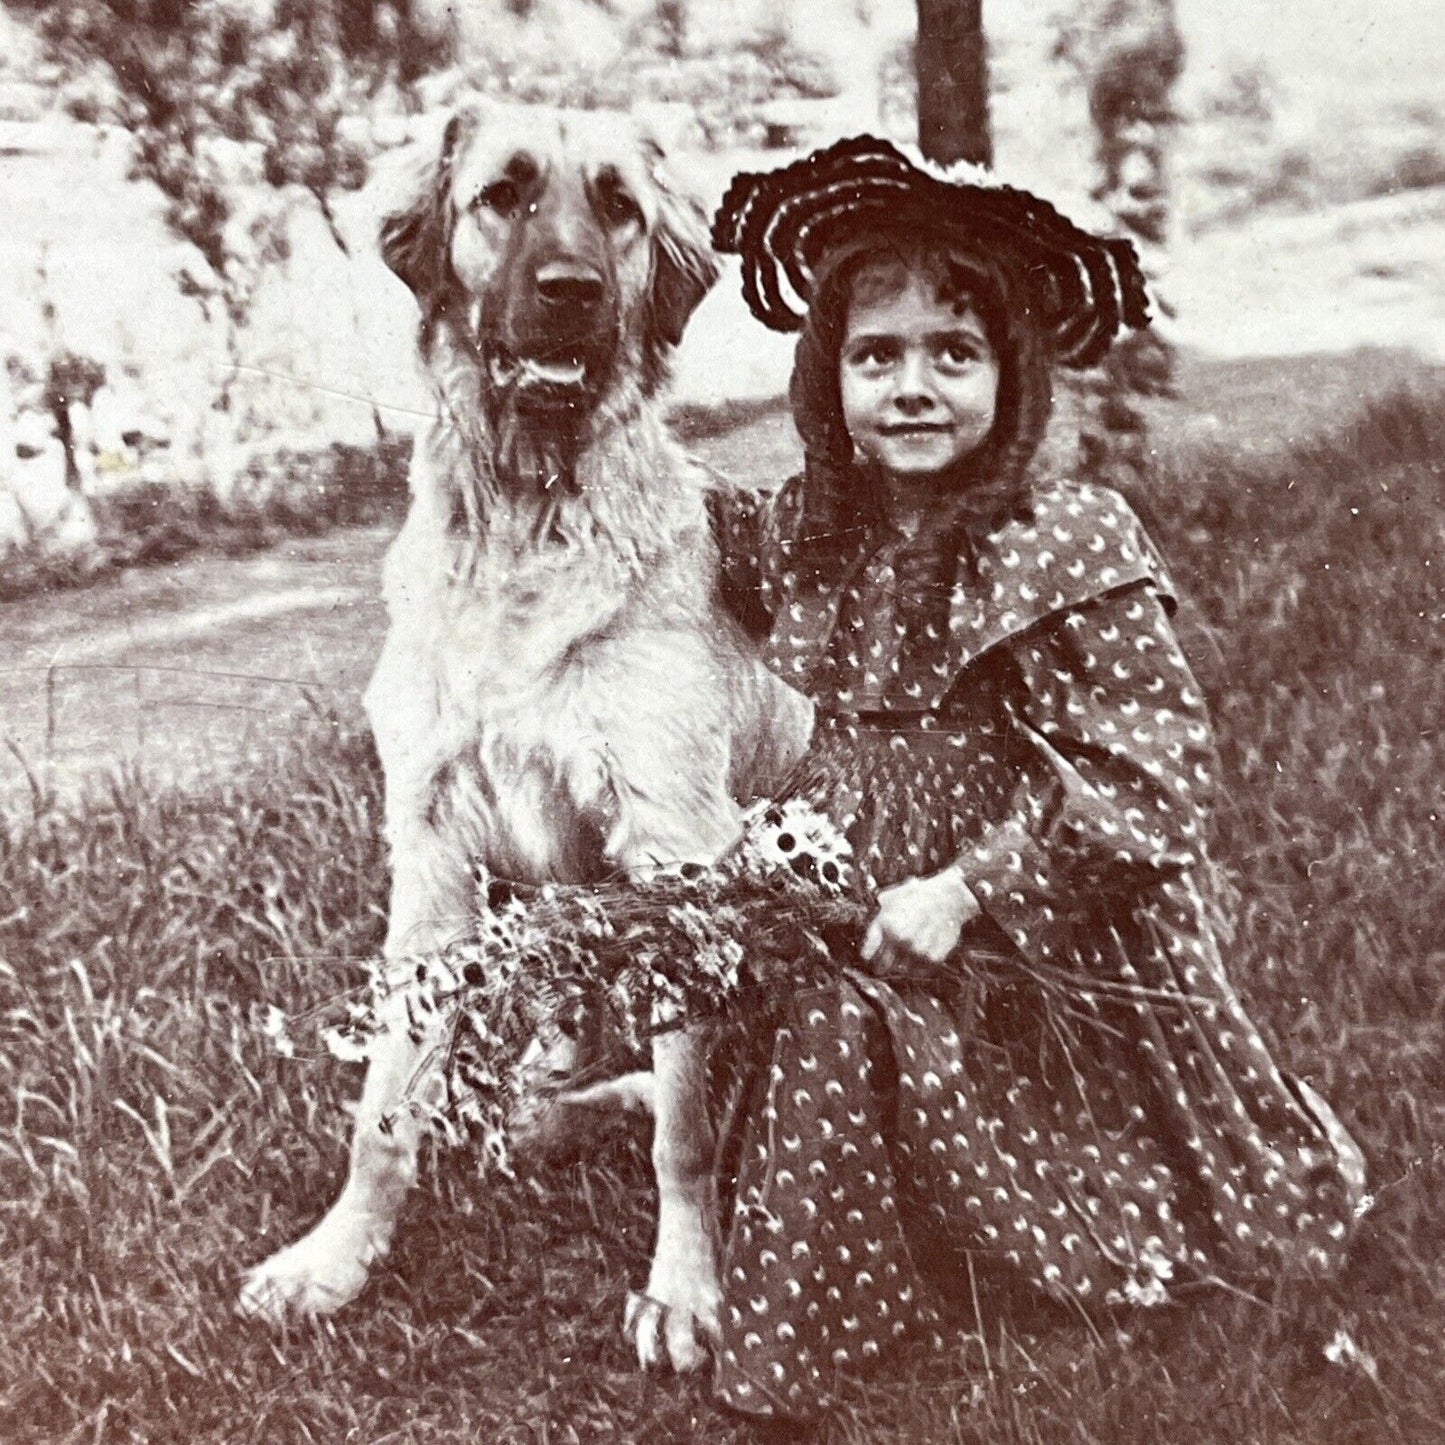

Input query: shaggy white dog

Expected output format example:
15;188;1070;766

238;100;811;1373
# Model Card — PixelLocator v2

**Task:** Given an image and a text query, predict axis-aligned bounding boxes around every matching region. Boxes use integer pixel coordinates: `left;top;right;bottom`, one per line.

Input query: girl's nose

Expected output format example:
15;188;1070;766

892;349;936;411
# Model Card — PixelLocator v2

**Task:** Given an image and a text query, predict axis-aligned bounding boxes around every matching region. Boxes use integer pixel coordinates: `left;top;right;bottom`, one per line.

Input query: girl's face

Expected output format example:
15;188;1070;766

839;270;1000;485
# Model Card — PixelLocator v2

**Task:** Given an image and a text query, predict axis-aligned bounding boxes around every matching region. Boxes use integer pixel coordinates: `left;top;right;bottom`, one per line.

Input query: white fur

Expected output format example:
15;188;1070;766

239;106;811;1374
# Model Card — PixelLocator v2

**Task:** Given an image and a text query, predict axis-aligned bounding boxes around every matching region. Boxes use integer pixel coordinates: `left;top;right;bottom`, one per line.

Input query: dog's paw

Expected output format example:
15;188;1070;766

624;1222;722;1374
237;1212;382;1325
624;1284;720;1374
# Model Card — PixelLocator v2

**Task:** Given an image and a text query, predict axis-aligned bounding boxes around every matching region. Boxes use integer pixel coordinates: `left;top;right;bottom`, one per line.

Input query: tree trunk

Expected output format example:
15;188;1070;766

655;1;685;58
916;0;991;167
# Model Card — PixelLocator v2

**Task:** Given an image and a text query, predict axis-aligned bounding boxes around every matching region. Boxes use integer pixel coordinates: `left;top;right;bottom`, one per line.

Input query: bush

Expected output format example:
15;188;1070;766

9;0;452;328
0;434;410;601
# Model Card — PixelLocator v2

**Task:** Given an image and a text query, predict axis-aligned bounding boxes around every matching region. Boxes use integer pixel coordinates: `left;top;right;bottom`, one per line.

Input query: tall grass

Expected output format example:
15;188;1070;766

1;386;1442;1442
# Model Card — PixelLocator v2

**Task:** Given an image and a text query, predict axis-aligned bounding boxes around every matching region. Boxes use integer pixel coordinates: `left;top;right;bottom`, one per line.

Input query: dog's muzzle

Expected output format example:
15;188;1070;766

473;254;620;415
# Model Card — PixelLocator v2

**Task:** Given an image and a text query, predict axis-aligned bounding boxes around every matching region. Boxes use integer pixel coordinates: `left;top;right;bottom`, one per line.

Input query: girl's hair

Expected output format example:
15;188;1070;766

787;225;1055;553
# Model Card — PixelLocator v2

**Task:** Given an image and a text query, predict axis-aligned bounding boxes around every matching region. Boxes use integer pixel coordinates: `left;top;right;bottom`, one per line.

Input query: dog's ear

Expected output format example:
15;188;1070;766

379;109;473;304
642;148;721;383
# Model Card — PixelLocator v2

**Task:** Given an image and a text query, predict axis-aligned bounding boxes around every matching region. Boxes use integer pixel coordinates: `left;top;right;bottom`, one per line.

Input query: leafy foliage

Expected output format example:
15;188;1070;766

9;0;450;328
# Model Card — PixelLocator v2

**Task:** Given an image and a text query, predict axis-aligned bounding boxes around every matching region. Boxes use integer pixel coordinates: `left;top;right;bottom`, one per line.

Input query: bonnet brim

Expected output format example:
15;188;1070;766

712;135;1151;368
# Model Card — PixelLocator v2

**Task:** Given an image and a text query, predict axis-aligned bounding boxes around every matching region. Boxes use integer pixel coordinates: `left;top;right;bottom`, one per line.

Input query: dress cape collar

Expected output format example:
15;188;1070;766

759;478;1174;713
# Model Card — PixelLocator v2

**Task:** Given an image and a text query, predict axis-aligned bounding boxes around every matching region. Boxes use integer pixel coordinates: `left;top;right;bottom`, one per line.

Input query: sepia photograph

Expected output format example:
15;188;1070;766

1;1;1441;1439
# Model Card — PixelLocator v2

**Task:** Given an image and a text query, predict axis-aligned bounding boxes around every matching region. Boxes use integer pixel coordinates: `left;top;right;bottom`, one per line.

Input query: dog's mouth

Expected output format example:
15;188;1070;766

476;310;616;416
486;342;591;399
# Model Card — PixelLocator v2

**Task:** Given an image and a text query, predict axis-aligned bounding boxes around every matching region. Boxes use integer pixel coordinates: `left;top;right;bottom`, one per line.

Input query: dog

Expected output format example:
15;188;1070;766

238;100;812;1374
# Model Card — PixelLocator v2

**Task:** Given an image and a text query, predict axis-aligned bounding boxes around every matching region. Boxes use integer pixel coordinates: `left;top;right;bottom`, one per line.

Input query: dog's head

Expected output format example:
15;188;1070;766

381;101;718;481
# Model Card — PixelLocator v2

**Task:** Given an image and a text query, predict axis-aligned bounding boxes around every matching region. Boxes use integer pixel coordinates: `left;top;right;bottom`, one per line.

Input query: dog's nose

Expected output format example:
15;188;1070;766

535;260;606;310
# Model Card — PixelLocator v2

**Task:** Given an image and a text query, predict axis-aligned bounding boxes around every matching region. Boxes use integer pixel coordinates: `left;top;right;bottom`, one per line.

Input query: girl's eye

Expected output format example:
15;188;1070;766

847;341;898;369
939;340;982;366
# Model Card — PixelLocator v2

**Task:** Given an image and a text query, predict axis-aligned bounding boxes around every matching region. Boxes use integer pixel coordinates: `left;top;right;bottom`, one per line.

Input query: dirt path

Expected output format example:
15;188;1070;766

1;529;391;813
0;414;804;815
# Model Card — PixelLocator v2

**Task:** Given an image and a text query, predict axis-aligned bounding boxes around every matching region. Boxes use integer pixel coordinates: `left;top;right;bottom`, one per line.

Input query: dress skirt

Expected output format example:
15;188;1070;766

709;716;1367;1420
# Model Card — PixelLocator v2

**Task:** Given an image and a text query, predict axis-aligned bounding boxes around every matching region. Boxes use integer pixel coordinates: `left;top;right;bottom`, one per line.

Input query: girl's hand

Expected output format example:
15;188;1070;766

860;865;981;975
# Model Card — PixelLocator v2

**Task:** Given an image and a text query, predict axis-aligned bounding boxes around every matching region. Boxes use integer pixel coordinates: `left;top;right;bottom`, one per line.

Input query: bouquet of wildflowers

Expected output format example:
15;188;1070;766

265;798;866;1172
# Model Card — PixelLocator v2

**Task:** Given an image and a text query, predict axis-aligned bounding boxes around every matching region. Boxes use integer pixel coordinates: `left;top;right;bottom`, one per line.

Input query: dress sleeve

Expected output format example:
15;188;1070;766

706;484;782;640
956;581;1219;968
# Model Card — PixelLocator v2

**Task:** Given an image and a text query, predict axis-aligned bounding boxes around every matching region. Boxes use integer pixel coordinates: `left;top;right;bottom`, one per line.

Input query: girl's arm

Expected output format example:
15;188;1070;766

954;581;1218;969
863;580;1217;976
706;484;779;640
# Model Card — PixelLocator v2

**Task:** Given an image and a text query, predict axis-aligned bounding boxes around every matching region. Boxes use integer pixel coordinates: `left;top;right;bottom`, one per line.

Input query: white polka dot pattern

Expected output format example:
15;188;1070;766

705;478;1367;1421
715;478;1175;717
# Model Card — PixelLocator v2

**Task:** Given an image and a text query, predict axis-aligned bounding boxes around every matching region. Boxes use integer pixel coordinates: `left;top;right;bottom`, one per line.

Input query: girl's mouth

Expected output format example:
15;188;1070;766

879;423;952;437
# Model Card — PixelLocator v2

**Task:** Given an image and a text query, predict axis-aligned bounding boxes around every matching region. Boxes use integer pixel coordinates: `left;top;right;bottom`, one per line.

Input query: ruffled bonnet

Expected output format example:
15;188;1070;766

712;136;1153;545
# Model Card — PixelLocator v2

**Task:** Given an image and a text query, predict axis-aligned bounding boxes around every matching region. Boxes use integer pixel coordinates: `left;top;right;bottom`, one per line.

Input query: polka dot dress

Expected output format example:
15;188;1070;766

706;479;1368;1420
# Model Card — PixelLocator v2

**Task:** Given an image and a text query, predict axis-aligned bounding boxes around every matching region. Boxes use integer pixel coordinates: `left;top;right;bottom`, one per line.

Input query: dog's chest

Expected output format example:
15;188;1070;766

392;548;607;755
375;526;730;880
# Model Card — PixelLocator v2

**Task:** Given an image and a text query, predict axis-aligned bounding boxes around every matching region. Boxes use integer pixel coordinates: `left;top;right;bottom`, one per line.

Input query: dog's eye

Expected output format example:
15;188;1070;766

472;179;521;217
594;177;642;231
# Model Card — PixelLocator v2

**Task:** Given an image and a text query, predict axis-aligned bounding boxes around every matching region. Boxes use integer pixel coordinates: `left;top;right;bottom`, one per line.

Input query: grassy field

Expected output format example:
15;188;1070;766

2;367;1444;1443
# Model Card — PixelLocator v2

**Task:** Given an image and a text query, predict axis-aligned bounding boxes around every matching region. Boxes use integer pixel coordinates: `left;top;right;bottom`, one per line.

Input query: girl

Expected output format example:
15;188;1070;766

694;138;1367;1419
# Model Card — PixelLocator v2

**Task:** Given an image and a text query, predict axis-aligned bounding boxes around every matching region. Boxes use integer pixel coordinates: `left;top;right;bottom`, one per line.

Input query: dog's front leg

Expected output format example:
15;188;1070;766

239;1001;444;1322
625;1024;722;1373
239;814;463;1323
586;739;736;1373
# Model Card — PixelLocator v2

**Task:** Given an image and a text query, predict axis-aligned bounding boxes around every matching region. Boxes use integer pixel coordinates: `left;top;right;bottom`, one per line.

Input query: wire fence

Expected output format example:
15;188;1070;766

1;659;355;813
